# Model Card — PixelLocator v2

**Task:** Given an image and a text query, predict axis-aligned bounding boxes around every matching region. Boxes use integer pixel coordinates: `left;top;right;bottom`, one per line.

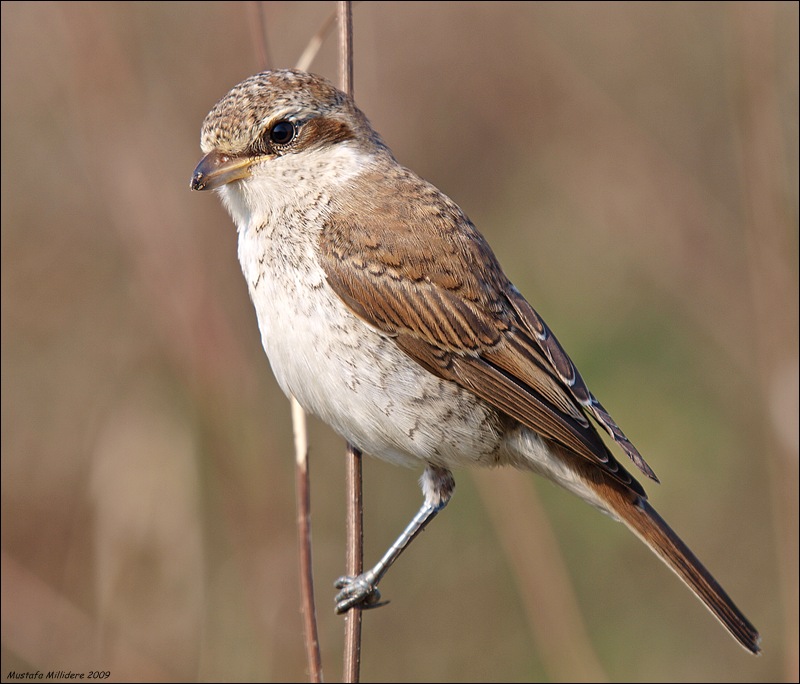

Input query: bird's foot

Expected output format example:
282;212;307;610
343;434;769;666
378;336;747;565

334;572;389;614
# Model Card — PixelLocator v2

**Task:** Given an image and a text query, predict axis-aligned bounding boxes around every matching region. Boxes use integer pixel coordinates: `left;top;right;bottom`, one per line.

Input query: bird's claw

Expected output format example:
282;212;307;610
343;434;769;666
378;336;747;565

334;574;389;614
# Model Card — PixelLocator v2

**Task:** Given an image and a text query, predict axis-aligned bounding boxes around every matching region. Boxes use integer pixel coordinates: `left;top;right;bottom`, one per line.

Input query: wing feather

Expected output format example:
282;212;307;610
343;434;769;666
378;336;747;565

320;167;656;491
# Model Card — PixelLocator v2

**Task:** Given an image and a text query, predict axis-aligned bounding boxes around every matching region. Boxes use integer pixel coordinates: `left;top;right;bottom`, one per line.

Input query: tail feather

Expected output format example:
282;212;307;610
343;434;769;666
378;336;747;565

599;480;761;654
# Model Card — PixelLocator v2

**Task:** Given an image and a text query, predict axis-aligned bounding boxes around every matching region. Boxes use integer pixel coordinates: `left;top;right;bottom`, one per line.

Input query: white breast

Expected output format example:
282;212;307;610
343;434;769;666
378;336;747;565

219;147;505;469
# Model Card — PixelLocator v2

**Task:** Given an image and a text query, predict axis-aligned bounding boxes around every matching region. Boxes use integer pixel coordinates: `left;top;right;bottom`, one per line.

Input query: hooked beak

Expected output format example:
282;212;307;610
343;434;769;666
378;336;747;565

190;150;264;191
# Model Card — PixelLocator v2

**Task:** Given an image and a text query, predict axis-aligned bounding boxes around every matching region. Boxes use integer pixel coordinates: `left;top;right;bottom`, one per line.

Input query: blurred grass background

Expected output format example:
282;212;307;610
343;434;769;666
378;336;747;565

1;2;797;682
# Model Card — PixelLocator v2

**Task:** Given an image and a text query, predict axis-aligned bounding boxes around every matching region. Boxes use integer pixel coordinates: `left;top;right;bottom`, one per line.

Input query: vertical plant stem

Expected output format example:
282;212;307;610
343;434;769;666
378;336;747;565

292;397;324;682
337;5;362;682
342;443;363;683
339;1;354;95
246;1;272;70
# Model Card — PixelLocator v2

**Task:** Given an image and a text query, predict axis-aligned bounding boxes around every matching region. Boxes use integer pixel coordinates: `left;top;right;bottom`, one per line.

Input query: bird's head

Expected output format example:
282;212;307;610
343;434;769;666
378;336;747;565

190;69;385;194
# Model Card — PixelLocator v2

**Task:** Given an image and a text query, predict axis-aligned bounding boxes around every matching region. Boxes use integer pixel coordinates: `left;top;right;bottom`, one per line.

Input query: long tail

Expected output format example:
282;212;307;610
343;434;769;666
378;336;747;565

591;474;761;654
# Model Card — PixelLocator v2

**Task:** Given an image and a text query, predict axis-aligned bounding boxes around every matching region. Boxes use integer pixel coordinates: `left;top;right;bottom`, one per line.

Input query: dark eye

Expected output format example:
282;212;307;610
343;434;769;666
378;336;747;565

269;120;296;145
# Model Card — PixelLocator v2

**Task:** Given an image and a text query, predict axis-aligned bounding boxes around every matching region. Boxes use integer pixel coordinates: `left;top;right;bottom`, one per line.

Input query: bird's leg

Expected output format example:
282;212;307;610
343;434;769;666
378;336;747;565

334;465;455;614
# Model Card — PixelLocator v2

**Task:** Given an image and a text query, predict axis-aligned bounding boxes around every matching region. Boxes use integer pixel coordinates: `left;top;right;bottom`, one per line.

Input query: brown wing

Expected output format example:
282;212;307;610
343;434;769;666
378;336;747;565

320;167;656;493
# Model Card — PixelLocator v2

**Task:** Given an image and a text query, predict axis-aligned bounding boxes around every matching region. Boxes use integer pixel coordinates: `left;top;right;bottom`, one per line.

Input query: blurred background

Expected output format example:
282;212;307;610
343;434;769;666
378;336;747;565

2;2;797;682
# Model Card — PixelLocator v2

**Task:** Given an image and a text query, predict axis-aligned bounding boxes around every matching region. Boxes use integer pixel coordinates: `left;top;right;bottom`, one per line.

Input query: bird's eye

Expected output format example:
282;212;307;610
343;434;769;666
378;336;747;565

269;120;296;145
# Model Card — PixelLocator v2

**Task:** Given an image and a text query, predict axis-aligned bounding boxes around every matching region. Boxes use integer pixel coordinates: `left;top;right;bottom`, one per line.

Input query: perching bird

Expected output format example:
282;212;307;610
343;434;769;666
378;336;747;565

191;69;760;654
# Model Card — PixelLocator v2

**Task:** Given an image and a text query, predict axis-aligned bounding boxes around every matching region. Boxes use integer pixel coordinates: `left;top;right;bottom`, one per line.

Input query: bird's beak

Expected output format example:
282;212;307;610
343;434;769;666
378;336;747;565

190;150;257;191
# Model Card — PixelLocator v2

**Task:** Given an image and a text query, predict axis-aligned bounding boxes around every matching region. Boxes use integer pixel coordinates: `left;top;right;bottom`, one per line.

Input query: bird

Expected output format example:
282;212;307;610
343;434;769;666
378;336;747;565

190;68;760;654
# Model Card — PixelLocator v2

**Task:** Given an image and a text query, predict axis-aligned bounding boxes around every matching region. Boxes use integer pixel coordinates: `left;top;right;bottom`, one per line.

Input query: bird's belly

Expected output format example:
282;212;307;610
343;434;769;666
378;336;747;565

245;256;504;469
